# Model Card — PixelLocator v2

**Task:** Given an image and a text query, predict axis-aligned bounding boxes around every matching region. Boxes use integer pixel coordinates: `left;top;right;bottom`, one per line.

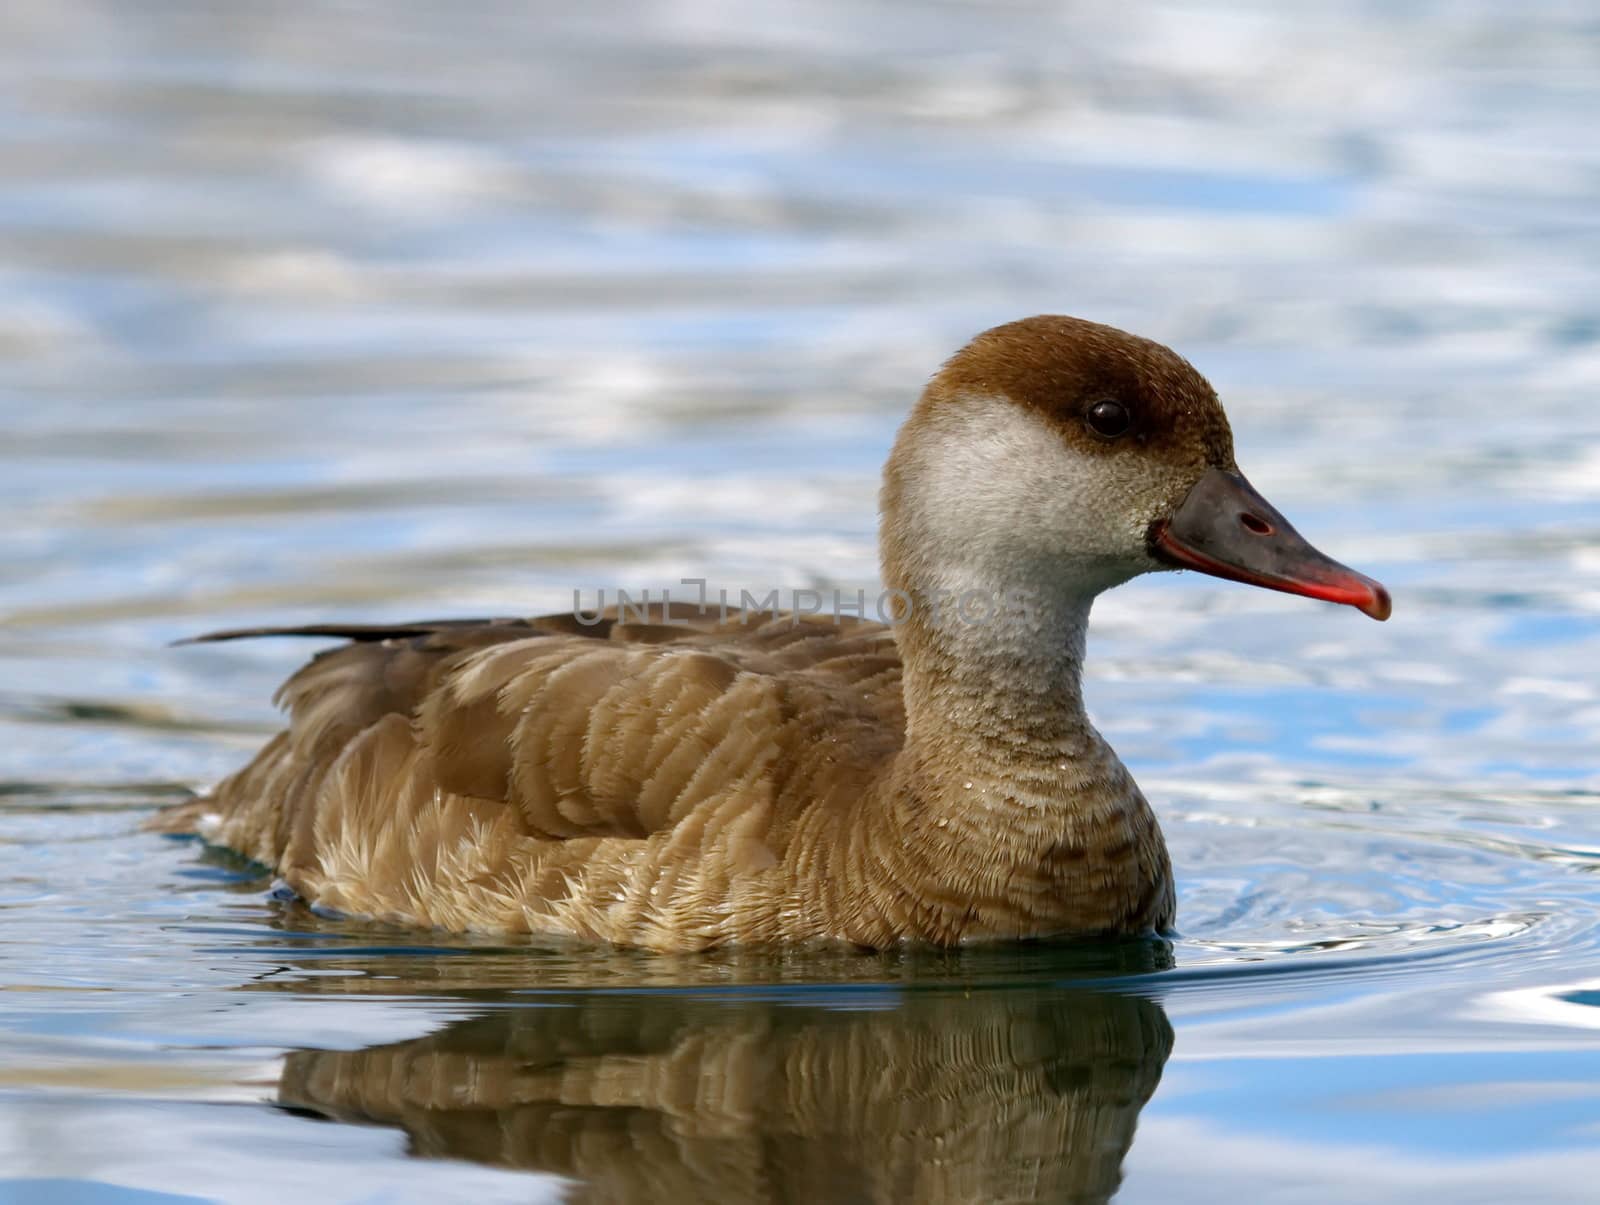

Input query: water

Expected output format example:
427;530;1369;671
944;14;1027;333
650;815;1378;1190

2;1;1598;1200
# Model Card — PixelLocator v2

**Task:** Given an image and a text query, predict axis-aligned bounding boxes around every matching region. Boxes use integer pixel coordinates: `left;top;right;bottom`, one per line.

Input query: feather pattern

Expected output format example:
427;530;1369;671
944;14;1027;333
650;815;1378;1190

154;602;1168;950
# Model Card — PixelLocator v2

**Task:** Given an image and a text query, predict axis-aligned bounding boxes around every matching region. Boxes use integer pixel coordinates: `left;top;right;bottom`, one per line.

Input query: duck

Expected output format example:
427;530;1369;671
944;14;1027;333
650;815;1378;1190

150;315;1390;952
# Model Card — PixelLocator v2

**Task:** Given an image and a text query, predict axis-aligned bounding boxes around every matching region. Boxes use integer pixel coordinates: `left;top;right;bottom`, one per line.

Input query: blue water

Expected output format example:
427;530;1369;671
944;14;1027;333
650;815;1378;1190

1;1;1598;1201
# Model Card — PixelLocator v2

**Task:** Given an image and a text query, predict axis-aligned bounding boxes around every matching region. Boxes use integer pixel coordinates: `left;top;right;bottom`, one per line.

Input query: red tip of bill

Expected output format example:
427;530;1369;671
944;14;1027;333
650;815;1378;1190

1150;469;1394;622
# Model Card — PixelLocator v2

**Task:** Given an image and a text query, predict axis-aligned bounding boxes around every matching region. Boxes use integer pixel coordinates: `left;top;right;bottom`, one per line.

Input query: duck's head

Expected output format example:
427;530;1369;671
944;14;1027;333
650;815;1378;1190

881;315;1390;624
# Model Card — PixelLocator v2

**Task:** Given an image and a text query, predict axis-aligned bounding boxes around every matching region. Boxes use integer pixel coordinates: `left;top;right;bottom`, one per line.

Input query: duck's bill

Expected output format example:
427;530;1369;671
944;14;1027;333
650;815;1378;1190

1149;468;1392;621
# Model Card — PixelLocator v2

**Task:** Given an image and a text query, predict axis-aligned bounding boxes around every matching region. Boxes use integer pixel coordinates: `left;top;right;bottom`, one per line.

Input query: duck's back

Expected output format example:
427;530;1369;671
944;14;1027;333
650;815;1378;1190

154;608;906;948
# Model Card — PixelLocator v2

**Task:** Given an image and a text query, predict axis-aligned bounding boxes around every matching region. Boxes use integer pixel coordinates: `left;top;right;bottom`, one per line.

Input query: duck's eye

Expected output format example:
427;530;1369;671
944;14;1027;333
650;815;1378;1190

1085;400;1131;438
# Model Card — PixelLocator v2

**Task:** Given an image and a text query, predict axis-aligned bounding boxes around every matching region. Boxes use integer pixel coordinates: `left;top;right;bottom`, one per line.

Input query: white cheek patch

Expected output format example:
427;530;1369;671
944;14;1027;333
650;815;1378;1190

893;391;1172;596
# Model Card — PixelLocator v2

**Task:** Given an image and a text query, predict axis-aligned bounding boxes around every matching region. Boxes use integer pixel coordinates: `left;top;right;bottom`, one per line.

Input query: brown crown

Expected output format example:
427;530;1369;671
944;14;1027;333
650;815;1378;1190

930;315;1236;471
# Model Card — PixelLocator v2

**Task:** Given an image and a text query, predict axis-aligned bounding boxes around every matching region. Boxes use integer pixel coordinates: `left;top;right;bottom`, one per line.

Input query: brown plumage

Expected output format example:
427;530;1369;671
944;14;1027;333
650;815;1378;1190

151;315;1389;951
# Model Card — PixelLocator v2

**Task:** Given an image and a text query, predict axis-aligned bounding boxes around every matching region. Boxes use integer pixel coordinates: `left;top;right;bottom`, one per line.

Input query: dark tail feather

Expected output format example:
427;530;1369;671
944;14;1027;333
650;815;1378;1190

171;618;527;646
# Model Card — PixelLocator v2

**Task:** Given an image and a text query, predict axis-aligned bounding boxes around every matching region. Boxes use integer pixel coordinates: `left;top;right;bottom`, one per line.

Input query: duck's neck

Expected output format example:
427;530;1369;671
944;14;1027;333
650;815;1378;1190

894;587;1108;789
876;574;1172;937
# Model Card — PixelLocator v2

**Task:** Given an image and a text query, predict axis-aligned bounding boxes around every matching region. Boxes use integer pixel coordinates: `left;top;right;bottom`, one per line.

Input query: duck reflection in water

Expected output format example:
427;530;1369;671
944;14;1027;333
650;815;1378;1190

277;980;1172;1203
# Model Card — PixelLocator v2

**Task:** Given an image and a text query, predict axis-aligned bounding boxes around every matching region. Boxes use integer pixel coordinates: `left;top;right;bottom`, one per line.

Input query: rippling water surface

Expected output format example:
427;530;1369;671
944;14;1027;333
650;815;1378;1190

2;2;1598;1201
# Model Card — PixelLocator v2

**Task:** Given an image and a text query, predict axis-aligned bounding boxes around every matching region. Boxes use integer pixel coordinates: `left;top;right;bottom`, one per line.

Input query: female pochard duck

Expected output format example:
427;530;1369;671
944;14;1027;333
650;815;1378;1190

154;316;1389;951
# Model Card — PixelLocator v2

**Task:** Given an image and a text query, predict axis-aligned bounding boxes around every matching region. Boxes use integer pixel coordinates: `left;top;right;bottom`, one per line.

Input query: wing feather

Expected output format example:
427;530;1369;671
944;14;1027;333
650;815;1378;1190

167;610;904;899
